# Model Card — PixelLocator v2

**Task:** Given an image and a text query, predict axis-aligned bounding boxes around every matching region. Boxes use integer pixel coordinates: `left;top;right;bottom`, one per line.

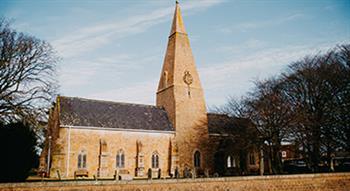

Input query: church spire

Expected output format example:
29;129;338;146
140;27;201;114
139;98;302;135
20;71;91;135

156;0;208;171
157;0;204;97
170;1;186;36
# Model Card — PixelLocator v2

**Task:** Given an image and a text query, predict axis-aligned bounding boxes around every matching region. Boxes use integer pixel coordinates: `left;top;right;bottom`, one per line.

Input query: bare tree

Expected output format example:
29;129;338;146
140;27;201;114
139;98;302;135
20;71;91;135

210;96;249;118
245;78;295;174
219;44;350;174
282;45;350;171
332;45;350;152
0;18;58;124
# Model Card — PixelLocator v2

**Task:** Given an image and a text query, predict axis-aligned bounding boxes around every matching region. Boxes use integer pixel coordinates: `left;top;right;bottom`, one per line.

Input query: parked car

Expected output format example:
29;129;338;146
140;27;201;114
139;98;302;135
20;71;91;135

283;159;311;174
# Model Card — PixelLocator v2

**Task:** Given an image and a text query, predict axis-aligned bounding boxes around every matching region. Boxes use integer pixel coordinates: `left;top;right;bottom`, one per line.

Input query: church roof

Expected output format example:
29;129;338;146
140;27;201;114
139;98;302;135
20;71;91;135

207;113;234;135
58;96;174;132
207;113;254;135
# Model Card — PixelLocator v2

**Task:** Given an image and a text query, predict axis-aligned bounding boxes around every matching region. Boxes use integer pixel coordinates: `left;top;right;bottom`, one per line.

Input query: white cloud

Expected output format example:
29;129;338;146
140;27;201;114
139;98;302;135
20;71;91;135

200;42;336;105
59;53;159;88
53;0;224;59
57;0;224;100
87;79;158;105
218;38;267;54
58;60;100;87
220;13;305;33
72;42;337;106
241;13;304;29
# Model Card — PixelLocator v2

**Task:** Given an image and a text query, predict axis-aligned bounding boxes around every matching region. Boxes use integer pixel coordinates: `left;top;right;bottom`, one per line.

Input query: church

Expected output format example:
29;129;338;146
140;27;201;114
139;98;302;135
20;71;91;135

40;2;260;179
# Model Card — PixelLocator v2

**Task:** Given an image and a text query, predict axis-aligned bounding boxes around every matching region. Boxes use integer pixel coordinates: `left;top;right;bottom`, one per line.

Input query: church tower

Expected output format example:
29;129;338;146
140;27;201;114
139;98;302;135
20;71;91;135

156;2;209;172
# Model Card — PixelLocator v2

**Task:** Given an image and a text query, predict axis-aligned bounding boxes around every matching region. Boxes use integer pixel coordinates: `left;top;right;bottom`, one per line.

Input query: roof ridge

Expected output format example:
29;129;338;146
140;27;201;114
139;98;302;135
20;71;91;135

59;96;161;109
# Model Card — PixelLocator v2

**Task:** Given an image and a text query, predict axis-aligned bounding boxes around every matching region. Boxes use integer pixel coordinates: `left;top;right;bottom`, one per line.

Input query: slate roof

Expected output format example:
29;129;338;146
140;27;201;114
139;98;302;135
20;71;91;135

207;113;256;135
58;96;174;132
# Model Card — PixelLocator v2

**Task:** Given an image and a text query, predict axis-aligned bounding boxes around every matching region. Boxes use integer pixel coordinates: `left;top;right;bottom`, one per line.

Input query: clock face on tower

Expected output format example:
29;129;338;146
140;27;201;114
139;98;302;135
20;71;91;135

183;71;193;85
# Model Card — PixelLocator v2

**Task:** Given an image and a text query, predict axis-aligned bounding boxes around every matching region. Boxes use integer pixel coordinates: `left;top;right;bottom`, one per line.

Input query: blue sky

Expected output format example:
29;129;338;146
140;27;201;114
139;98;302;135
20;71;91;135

1;0;349;108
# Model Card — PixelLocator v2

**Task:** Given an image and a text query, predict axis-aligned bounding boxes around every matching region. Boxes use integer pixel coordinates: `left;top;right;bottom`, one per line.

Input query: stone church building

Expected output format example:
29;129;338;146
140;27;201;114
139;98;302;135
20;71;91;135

40;2;260;179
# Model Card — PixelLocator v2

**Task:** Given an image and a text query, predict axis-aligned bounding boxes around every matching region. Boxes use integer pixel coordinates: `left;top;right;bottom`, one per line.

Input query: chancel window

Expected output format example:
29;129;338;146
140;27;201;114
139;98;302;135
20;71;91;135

194;151;201;168
116;149;125;168
282;151;287;158
78;150;87;169
249;153;255;165
152;152;159;168
227;155;236;168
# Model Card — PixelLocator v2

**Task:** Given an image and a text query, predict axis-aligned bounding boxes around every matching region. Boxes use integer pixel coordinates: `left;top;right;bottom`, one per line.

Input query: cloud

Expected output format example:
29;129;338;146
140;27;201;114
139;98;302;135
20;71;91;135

71;53;161;104
218;39;267;54
87;79;158;105
53;0;224;59
58;60;100;87
199;42;336;105
59;53;159;88
220;13;305;33
57;0;224;100
70;42;339;106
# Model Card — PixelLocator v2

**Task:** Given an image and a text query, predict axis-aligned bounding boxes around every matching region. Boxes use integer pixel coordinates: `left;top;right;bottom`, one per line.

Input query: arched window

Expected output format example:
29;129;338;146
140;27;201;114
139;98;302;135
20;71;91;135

78;150;87;169
227;155;236;168
152;152;159;168
116;149;125;168
281;151;287;158
249;153;255;165
194;151;201;168
227;156;232;168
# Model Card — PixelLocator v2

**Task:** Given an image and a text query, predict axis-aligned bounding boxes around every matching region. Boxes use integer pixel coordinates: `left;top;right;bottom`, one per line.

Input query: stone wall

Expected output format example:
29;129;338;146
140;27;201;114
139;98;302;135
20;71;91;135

1;173;349;191
48;127;175;179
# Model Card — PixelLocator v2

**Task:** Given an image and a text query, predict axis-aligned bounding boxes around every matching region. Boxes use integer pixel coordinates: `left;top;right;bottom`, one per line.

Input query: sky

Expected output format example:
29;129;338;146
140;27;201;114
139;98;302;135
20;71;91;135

1;0;349;108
